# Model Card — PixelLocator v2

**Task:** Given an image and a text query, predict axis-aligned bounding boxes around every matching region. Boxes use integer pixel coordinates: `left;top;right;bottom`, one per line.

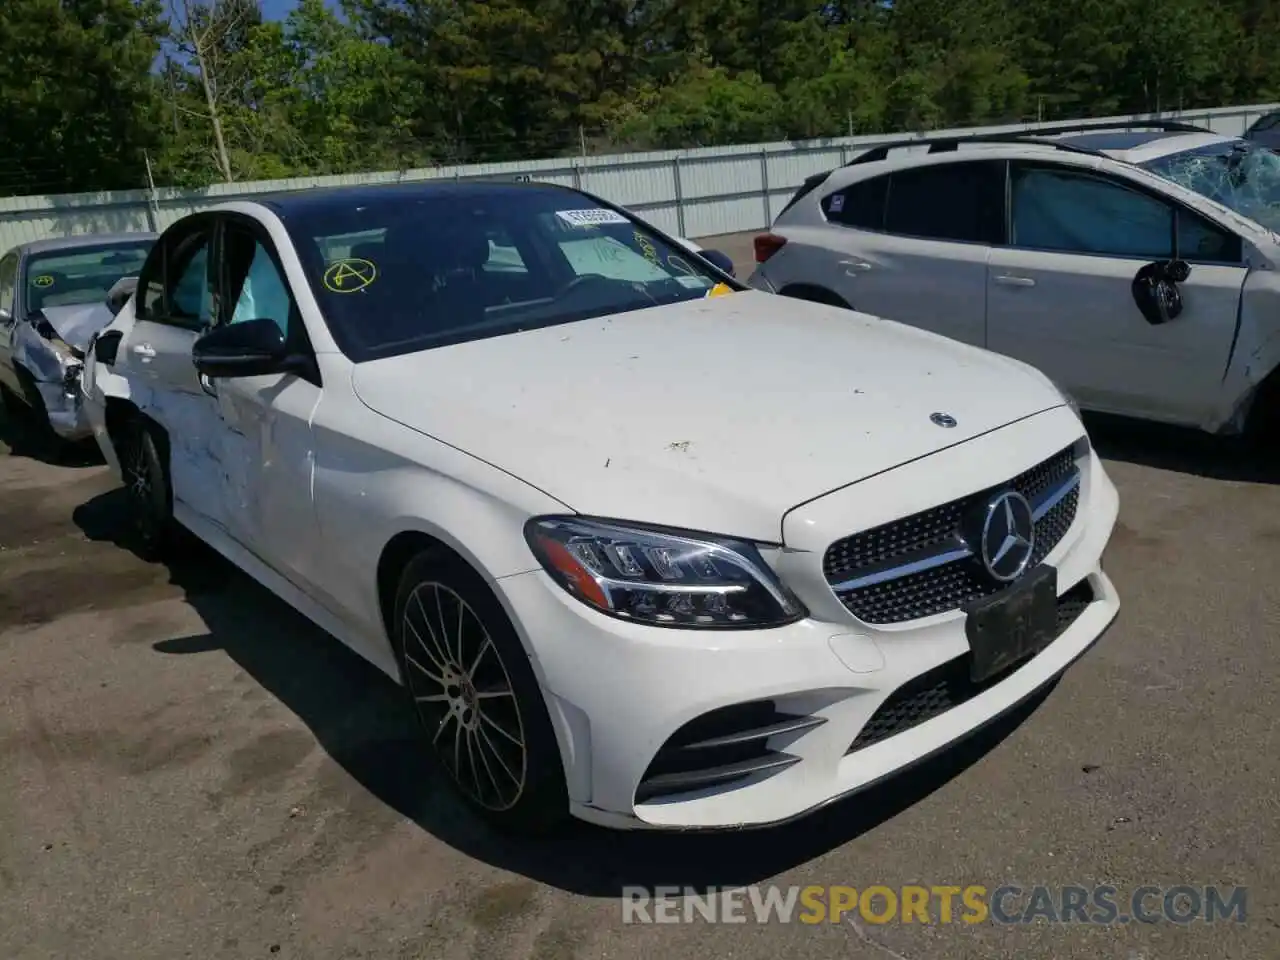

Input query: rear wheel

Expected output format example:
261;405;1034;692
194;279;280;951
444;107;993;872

392;552;569;834
119;416;175;560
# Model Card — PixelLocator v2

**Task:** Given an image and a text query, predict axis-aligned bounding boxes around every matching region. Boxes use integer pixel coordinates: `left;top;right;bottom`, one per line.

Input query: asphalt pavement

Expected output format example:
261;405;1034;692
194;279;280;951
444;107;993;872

0;235;1276;959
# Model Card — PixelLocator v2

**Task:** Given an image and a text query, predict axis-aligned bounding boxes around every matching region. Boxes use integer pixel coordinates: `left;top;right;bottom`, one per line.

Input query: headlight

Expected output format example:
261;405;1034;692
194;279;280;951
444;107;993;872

524;516;807;629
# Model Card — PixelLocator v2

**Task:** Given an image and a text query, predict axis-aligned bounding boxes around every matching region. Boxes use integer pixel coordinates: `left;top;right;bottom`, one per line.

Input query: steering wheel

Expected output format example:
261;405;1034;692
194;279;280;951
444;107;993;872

553;273;618;300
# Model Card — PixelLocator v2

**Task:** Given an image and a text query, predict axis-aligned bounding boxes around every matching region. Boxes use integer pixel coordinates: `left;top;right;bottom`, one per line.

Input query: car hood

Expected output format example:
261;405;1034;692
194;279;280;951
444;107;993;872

39;302;115;353
350;292;1066;542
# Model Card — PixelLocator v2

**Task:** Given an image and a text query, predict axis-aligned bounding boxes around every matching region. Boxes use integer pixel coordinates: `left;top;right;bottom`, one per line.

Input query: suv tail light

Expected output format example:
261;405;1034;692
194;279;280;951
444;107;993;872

754;233;787;263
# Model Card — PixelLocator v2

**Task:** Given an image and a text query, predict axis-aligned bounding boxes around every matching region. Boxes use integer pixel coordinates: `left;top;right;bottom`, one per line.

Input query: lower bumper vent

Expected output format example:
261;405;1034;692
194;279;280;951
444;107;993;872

845;577;1096;755
636;700;825;804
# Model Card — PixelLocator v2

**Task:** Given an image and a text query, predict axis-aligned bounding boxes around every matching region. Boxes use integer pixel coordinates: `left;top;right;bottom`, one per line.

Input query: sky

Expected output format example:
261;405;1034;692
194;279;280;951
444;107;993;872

260;0;344;20
260;0;301;19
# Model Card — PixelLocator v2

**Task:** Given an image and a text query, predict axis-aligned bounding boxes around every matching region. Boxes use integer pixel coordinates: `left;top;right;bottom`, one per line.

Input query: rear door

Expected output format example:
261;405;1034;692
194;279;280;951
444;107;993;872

814;159;1004;345
113;214;233;531
985;161;1246;425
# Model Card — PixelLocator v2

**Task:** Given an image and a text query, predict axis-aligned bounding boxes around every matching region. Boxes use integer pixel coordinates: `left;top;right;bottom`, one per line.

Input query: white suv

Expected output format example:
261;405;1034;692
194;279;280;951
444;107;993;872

82;181;1119;832
750;121;1280;439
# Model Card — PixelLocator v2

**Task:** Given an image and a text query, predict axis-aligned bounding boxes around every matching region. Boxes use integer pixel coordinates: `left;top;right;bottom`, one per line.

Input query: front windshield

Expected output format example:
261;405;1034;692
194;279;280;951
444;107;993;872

25;241;152;312
280;187;730;362
1141;141;1280;233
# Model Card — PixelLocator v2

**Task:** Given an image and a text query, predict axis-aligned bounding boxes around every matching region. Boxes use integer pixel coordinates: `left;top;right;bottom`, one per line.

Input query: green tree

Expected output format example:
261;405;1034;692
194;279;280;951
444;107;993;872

0;0;166;196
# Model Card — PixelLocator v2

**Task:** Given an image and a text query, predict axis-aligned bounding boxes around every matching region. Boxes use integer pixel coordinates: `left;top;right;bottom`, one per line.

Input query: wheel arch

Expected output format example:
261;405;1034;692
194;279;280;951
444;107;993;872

373;522;542;668
1241;361;1280;440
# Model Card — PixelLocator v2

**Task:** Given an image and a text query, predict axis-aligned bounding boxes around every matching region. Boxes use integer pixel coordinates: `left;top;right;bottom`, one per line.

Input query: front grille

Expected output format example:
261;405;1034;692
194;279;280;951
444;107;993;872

825;444;1082;624
846;578;1096;754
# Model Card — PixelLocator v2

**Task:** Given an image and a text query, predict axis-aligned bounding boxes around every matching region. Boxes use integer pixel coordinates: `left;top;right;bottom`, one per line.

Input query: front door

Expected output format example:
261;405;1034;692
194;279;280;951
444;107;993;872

985;161;1247;426
206;215;326;596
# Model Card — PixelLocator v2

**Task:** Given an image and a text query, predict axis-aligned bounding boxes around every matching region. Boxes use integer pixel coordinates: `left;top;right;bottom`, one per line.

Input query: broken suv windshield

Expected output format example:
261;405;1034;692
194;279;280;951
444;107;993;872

1141;141;1280;234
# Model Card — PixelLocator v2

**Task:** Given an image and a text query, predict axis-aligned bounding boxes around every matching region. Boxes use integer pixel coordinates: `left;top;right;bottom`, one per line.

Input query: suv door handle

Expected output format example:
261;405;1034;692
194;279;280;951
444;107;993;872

132;343;156;359
839;259;872;274
993;275;1036;287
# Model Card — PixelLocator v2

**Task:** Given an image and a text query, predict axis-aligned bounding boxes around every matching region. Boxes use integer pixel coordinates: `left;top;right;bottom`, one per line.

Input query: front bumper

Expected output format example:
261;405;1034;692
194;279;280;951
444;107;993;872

35;371;93;442
80;354;123;477
497;410;1120;830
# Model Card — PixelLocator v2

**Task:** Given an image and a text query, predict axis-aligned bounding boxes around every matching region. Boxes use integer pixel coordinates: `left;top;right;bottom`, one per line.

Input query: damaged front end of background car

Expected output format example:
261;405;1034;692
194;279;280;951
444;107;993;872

6;275;138;442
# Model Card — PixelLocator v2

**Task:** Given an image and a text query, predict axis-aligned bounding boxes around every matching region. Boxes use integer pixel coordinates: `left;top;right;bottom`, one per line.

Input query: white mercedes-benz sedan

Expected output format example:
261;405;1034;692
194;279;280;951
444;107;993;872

80;181;1120;832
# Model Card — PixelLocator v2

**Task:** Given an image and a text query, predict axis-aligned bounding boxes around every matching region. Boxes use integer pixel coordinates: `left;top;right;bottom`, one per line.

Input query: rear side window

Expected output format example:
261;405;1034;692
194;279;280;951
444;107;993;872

884;161;1006;244
822;175;888;229
779;172;830;217
1249;112;1280;134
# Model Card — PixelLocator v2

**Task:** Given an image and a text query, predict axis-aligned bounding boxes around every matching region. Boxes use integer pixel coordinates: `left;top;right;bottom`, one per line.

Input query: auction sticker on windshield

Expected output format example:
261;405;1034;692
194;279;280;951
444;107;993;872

555;208;630;227
323;258;378;293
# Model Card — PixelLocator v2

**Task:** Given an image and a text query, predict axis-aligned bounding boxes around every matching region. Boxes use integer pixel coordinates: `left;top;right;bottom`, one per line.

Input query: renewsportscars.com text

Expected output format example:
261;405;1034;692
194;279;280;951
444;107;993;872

621;884;1248;926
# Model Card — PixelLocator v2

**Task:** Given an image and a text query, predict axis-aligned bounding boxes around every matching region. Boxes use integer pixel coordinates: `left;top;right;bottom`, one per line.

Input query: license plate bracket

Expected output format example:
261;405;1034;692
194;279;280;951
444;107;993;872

965;565;1058;684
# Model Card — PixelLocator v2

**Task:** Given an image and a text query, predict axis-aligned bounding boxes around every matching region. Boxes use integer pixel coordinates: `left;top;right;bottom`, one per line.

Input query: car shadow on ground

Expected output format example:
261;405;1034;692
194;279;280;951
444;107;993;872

1083;411;1280;483
0;396;102;467
74;485;1055;898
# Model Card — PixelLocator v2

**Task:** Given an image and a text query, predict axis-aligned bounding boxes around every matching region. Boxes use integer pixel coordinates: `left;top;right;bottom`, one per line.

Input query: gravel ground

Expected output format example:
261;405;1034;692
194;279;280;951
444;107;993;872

1;238;1276;958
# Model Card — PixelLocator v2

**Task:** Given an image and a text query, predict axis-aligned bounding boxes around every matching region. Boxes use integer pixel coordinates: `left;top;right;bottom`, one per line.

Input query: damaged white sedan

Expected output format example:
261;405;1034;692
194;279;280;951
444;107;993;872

0;234;154;442
82;182;1118;833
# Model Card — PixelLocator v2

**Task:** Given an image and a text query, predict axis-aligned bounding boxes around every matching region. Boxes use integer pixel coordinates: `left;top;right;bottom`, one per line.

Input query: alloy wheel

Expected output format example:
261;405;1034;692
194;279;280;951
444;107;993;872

401;581;528;811
124;437;157;542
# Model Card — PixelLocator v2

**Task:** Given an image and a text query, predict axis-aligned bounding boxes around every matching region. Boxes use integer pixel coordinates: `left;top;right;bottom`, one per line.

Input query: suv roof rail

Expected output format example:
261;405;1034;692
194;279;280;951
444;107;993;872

845;119;1216;166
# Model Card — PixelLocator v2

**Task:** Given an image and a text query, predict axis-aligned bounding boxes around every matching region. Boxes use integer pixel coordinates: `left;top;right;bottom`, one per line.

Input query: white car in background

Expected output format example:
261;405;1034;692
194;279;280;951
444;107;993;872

750;121;1280;440
82;181;1118;832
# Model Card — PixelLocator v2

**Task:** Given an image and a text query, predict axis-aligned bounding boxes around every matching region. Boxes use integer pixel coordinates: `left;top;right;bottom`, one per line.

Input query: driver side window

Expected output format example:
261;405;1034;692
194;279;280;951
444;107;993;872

222;223;294;337
1010;164;1173;260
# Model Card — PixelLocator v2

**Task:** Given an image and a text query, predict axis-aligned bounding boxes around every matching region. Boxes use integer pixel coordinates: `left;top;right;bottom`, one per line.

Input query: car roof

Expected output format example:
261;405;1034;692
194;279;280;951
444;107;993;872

255;179;581;218
1055;130;1239;164
17;232;157;256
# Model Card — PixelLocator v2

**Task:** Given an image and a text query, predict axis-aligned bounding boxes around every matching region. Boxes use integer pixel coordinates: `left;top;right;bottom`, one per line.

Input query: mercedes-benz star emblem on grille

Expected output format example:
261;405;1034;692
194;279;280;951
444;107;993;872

930;412;957;428
980;491;1036;582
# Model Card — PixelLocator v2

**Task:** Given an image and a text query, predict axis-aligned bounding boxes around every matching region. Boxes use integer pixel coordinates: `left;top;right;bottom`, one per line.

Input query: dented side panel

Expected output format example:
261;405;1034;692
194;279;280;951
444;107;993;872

213;372;325;597
1216;260;1280;432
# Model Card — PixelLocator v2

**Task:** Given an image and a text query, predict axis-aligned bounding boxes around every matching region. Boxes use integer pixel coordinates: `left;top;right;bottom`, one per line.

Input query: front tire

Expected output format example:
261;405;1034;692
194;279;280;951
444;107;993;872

392;553;569;834
119;416;174;560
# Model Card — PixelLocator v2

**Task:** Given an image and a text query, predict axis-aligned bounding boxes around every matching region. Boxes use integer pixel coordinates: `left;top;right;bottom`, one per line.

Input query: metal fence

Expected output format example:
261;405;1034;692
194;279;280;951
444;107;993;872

1;102;1276;252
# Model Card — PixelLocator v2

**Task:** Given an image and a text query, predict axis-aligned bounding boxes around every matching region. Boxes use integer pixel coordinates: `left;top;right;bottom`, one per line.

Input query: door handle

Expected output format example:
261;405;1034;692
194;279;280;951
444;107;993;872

993;275;1036;287
839;259;873;275
132;343;156;359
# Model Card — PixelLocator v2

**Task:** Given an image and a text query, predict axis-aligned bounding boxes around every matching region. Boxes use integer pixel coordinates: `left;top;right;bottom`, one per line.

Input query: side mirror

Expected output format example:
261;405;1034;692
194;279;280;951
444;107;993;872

698;248;736;277
0;306;10;324
193;318;290;379
105;276;139;317
1131;260;1189;325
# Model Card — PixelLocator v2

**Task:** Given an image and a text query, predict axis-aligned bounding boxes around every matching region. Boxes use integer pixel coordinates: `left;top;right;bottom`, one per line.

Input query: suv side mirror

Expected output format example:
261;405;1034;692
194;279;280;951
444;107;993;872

697;248;736;277
105;276;139;317
193;318;291;378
